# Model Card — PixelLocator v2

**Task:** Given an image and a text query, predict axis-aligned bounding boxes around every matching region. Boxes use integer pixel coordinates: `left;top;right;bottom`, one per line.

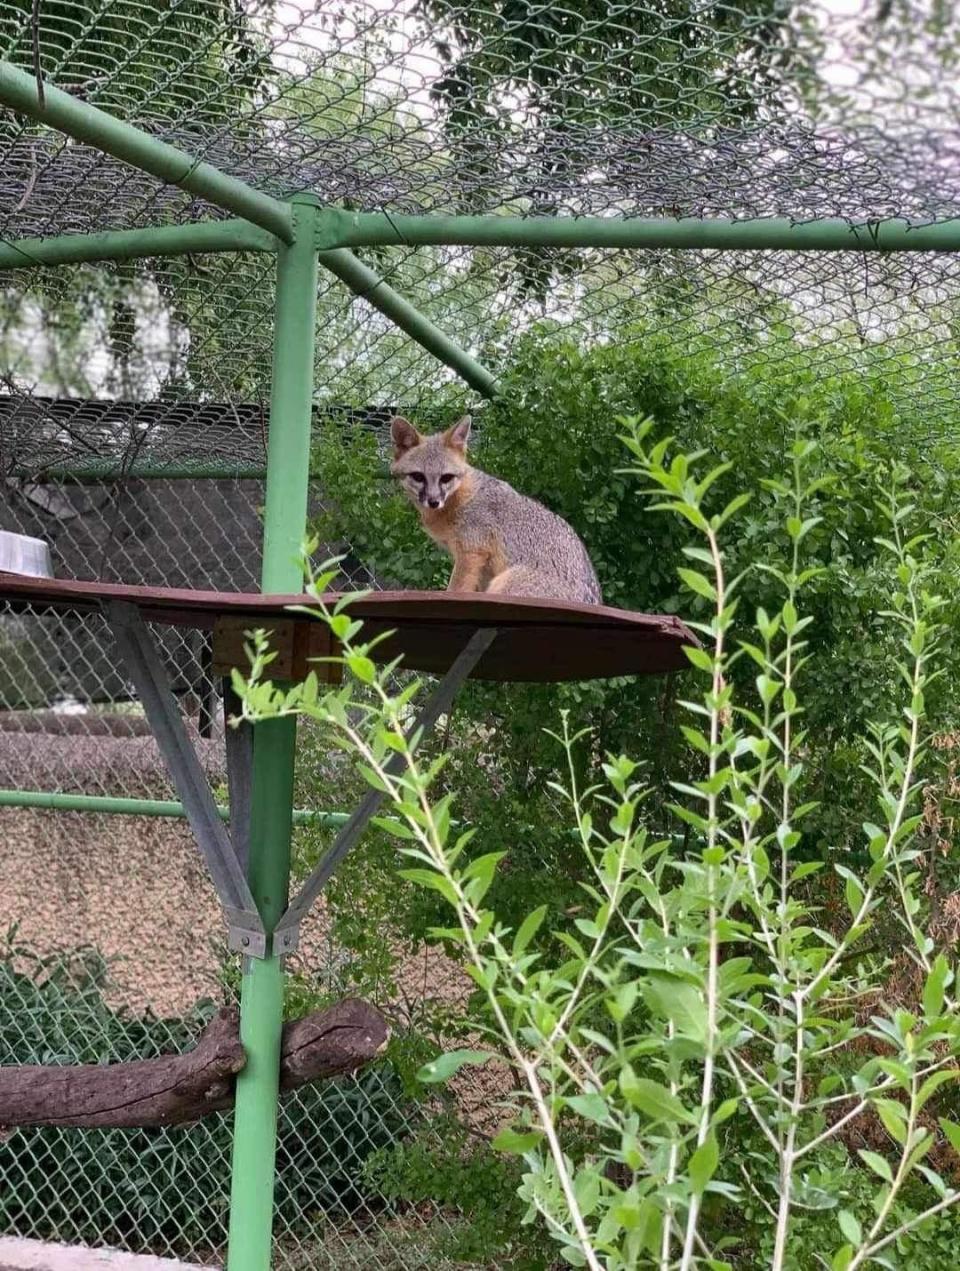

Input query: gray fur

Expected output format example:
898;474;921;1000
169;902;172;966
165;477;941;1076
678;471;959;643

456;470;602;604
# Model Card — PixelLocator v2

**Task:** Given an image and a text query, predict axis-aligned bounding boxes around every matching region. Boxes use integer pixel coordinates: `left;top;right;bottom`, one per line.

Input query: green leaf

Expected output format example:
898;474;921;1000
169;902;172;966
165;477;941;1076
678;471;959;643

857;1150;893;1183
688;1133;719;1194
791;861;825;882
922;954;951;1020
844;873;864;917
918;1070;957;1109
397;868;459;906
462;851;506;903
620;1069;697;1124
560;1247;587;1267
371;816;417;840
711;1098;739;1126
565;1094;612;1125
345;653;377;684
684;645;716;673
677;567;717;602
417;1049;492;1084
513;905;548;955
939;1117;960;1156
875;1099;908;1145
492;1127;543;1154
832;1244;854;1271
645;974;708;1044
606;981;639;1023
714;491;751;528
838;1211;862;1246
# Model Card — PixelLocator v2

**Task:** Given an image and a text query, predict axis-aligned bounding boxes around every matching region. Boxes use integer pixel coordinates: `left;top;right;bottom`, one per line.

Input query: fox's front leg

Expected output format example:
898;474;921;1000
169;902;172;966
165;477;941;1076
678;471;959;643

447;549;488;592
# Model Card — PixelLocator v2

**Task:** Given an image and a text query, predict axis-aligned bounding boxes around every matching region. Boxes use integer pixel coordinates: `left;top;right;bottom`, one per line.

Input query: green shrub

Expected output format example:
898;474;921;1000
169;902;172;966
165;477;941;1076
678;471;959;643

239;448;960;1269
364;1119;552;1268
309;323;960;952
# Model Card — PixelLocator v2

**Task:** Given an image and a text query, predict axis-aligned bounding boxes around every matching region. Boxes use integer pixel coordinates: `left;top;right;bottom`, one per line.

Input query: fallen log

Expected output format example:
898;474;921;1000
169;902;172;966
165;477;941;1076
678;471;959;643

0;998;388;1129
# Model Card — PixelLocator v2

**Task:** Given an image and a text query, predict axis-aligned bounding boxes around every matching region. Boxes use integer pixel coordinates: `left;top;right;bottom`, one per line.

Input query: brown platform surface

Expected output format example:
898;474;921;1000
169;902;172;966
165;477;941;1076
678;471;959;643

0;575;696;683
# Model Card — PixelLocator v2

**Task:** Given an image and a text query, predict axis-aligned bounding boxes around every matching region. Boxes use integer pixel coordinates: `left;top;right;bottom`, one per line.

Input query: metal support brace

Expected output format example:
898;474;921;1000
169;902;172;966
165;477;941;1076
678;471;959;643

273;627;498;953
106;602;266;956
223;680;253;874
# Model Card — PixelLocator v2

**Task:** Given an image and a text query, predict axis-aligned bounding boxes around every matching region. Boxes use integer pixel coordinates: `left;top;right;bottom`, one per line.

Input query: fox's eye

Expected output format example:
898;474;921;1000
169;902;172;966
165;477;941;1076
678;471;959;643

440;473;456;484
408;472;426;483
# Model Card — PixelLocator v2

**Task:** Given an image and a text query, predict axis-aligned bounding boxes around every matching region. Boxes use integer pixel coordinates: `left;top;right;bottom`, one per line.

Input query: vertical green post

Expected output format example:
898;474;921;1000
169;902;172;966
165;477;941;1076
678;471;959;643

227;195;319;1271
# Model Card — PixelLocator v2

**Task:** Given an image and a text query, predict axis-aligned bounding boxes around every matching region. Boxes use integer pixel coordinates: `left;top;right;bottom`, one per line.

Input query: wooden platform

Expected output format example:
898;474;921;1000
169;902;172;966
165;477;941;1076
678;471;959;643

0;575;696;683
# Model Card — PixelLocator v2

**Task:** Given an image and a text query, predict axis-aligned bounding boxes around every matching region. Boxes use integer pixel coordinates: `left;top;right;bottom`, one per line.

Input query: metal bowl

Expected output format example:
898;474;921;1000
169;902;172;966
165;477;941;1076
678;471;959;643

0;530;54;579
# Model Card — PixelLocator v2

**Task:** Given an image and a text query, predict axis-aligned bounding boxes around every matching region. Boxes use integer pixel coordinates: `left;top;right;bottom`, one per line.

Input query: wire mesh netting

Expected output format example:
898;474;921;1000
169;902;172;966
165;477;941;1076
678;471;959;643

1;0;959;1267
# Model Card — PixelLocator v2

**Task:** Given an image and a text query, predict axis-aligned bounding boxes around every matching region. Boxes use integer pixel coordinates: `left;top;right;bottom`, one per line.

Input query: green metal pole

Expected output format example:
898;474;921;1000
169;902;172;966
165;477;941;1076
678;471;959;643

0;61;293;243
0;219;276;272
318;248;497;398
0;786;351;826
227;195;319;1271
316;208;960;255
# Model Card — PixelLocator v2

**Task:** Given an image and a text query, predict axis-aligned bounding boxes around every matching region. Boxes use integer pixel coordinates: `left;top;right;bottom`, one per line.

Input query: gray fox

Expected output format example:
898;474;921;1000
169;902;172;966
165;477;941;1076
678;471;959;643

390;415;602;604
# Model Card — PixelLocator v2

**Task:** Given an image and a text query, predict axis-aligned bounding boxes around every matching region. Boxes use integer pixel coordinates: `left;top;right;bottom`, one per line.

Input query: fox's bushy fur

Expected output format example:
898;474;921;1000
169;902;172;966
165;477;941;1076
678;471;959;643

390;415;602;604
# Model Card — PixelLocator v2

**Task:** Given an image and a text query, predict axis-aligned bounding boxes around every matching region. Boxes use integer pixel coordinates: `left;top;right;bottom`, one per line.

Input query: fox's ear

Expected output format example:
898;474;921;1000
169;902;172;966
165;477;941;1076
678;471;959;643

390;416;421;455
444;415;472;452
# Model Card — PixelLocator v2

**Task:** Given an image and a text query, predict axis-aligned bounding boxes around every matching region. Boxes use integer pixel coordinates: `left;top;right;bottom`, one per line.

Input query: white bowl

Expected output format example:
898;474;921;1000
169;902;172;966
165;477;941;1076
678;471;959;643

0;530;54;578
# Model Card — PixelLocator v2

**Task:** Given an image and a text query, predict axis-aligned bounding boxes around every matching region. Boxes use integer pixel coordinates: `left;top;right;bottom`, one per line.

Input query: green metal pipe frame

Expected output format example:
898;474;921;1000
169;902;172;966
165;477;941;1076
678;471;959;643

318;248;498;398
0;219;276;271
316;208;960;254
3;48;958;1270
226;194;320;1271
0;61;293;243
0;787;350;827
0;229;498;398
0;787;686;853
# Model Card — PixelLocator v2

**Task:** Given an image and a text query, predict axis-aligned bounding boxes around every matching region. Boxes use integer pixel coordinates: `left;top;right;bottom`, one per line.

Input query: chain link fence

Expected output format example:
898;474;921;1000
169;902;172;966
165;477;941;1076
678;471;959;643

0;0;958;1266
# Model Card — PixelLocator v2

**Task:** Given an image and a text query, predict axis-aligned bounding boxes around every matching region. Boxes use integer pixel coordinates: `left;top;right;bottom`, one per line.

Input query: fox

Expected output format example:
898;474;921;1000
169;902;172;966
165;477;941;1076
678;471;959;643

389;415;602;604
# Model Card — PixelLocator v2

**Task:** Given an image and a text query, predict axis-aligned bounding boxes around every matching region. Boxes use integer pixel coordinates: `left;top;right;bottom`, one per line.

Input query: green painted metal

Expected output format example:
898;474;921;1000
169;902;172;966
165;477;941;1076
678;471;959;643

316;208;960;254
0;61;293;243
319;248;498;398
0;787;350;826
226;195;320;1271
0;219;276;272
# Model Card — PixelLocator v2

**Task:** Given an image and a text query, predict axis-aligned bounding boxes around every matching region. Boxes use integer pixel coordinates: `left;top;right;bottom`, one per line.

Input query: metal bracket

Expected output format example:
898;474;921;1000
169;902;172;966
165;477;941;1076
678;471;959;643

223;678;252;875
273;626;498;953
106;602;267;957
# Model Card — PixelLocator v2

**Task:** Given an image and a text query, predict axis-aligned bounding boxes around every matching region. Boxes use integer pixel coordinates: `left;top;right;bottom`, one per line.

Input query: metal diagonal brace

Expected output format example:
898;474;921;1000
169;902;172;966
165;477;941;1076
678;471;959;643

273;627;498;954
106;602;266;957
223;680;252;874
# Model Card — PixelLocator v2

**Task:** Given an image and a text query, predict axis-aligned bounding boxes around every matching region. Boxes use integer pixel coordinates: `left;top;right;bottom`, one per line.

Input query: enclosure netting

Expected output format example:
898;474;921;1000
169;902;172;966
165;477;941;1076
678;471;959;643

0;1;958;1267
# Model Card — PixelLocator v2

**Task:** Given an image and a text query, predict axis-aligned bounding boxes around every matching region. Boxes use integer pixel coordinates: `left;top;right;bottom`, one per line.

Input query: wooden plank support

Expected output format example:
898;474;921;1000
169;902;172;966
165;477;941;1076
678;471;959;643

211;617;342;684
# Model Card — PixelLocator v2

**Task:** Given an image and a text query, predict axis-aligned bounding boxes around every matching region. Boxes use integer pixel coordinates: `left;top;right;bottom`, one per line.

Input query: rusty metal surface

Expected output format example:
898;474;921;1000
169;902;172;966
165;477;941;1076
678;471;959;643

0;576;695;682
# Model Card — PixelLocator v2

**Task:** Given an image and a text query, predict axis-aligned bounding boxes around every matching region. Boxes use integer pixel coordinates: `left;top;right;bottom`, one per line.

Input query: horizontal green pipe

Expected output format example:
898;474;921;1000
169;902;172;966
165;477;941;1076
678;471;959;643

318;209;960;254
0;219;276;272
0;789;699;859
318;248;498;399
0;61;293;244
0;787;350;826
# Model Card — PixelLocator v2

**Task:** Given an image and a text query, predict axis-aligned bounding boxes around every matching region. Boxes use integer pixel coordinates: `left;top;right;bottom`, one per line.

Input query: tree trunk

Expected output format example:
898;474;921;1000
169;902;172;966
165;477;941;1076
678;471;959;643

0;998;388;1129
